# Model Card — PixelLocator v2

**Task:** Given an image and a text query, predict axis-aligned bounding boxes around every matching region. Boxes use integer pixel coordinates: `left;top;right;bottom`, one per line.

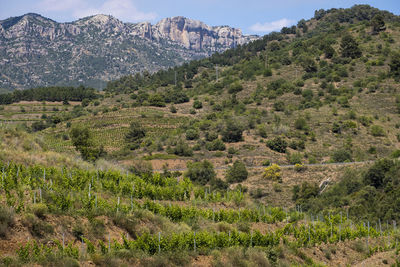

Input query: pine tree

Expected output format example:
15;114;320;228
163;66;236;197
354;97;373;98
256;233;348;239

340;34;362;59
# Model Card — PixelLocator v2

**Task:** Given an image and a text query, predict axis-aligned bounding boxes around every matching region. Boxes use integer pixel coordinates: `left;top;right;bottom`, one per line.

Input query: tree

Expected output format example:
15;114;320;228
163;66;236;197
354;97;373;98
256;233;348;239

173;140;193;156
221;120;243;143
389;52;400;81
186;160;216;185
299;56;317;73
226;160;248;183
363;158;394;188
331;149;352;162
371;14;385;34
340;34;362;59
70;127;105;161
125;122;146;150
267;137;287;153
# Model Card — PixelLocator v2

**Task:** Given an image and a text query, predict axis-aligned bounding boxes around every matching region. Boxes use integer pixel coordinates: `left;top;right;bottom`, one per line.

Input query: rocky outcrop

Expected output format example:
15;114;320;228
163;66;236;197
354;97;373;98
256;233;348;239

0;13;258;89
152;16;257;50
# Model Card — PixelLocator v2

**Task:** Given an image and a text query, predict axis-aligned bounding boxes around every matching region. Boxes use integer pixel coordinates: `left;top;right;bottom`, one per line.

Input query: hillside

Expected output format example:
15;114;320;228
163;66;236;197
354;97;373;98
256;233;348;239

1;4;400;266
0;13;257;90
24;5;399;169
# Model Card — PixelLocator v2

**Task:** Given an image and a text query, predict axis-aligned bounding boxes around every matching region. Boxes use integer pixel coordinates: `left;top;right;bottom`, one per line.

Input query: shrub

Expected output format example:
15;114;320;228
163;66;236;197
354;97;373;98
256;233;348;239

331;149;352;162
23;213;53;238
193;100;203;109
30;203;48;219
266;137;287;153
173;140;193;156
0;206;14;238
262;159;271;166
185;129;199;140
287;152;303;165
228;82;243;94
126;122;146;149
294;117;308;130
273;101;285;111
263;164;281;182
70;127;105;161
292;182;319;202
170;105;177;113
206;139;226;151
257;124;268;138
370;125;385;137
148;94;166;107
221;120;243;143
363;158;394;188
226;160;248;183
340;34;362;59
129;160;153;176
294;164;307;172
205;131;218;141
186;160;216;185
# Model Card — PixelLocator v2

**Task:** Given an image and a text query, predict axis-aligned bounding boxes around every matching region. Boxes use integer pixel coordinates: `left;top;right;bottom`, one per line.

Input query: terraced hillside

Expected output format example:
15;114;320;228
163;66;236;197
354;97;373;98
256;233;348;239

1;4;400;266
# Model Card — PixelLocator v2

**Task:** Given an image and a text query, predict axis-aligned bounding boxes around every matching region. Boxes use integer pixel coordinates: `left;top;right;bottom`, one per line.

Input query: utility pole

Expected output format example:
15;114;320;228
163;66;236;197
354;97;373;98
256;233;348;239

216;64;218;81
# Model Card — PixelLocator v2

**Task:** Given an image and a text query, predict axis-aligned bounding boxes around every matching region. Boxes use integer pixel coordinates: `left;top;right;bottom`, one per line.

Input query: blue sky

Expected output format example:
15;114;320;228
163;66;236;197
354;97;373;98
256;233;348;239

0;0;399;34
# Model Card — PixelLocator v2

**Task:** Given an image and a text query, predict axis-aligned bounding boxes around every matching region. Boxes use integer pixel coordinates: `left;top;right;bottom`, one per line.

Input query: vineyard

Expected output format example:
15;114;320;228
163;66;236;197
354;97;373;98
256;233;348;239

1;161;400;266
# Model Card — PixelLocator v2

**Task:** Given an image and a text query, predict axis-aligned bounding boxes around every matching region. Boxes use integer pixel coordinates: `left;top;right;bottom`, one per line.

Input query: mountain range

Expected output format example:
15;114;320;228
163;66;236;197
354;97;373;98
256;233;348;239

0;13;257;90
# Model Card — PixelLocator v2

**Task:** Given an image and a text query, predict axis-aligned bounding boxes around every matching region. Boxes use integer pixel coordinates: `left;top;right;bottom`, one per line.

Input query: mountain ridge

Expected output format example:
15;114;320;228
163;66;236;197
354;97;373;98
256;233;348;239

0;13;257;90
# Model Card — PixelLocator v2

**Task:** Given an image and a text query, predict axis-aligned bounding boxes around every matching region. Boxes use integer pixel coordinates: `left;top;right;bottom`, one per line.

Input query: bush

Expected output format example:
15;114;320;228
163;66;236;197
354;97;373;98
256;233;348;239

0;206;14;238
193;100;203;109
262;159;271;166
363;158;394;188
170;105;177;113
129;160;153;176
294;164;307;172
30;203;48;219
70;127;106;161
173;140;193;156
340;34;362;59
294;117;308;130
22;213;53;238
185;129;199;140
148;94;166;107
228;82;243;94
370;125;385;137
186;160;216;185
125;122;146;149
206;139;226;151
266;137;287;153
205;131;218;141
221;120;243;143
263;164;281;182
257;124;267;138
273;101;285;112
226;160;248;183
287;152;302;165
331;149;352;162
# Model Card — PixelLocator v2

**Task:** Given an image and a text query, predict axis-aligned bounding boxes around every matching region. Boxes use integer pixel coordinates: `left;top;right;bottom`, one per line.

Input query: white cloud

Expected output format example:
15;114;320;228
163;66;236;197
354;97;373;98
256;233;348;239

37;0;157;22
250;18;294;33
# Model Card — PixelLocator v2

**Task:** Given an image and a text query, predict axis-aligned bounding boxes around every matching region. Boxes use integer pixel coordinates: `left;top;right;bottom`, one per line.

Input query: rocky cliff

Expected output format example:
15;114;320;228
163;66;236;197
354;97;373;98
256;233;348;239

0;13;257;90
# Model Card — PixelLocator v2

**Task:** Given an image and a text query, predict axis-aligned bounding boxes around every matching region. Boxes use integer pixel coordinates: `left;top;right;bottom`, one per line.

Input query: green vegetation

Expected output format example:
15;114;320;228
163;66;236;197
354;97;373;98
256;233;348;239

0;86;98;105
226;160;248;183
1;5;400;265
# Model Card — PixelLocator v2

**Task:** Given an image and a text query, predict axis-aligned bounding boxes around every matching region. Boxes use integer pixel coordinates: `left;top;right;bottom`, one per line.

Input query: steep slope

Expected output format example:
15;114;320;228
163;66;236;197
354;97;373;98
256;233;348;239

0;13;257;90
